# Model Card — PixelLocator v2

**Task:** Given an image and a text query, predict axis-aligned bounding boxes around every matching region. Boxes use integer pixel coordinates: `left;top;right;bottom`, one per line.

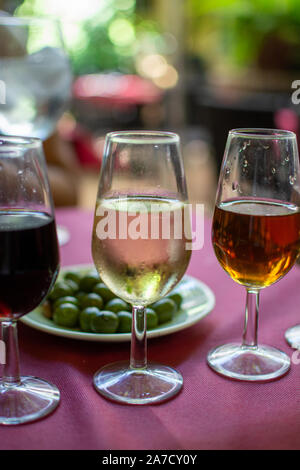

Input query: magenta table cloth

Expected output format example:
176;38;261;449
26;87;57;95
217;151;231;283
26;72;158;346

0;207;299;450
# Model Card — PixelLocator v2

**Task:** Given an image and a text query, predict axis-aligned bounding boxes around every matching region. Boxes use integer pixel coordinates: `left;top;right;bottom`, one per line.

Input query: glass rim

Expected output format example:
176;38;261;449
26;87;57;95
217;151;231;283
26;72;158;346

0;135;42;149
0;16;60;27
106;130;180;145
229;128;296;139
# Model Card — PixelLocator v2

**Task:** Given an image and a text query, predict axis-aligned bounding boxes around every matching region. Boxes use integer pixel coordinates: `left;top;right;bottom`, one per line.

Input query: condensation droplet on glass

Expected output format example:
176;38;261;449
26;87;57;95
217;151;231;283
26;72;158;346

285;156;289;162
262;145;269;150
271;168;276;174
243;160;248;168
232;181;239;191
289;176;295;185
242;140;250;151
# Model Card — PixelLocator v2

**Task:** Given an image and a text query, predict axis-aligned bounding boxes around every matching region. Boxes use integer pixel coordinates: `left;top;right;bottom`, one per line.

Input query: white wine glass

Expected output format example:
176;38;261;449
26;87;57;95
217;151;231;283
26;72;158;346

208;128;300;382
92;131;191;404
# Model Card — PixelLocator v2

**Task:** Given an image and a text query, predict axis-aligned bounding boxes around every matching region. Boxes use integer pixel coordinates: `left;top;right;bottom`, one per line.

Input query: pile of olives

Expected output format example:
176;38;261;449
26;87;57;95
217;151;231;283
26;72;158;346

43;269;183;334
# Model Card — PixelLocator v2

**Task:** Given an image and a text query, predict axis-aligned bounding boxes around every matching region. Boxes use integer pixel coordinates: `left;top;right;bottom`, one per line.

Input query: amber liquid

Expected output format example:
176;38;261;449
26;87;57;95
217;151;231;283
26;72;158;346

212;199;300;288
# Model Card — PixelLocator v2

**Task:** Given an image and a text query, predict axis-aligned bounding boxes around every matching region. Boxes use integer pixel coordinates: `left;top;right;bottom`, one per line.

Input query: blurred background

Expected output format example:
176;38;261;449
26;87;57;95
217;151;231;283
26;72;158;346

0;0;299;212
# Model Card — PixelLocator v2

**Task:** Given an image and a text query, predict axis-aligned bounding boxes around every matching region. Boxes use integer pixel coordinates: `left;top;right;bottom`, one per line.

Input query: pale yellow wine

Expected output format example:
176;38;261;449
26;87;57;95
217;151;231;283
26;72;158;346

92;196;191;305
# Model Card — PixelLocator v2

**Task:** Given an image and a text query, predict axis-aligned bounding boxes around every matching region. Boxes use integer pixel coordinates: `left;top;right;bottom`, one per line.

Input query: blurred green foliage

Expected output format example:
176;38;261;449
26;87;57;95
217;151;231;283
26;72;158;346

188;0;300;20
15;0;161;75
68;17;135;75
187;0;300;70
13;0;300;74
70;16;159;75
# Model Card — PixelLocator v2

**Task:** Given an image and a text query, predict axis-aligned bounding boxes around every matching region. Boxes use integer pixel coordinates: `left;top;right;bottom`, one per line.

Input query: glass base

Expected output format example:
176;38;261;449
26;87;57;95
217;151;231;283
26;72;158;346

93;361;183;405
0;376;60;425
285;325;300;349
207;343;290;382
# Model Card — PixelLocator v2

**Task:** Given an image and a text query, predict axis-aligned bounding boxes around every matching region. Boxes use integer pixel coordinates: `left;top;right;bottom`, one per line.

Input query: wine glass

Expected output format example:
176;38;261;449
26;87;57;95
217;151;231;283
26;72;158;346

0;17;72;246
207;128;300;382
91;131;191;404
0;136;60;424
0;16;72;140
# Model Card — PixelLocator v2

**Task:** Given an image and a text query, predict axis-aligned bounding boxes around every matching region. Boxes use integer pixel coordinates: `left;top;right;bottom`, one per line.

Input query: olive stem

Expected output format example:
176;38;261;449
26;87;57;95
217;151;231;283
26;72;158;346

130;305;147;369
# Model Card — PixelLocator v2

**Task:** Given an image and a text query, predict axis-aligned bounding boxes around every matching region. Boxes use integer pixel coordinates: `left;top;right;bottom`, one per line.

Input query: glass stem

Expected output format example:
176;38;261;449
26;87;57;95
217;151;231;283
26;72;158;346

1;320;21;387
130;306;147;370
242;289;259;348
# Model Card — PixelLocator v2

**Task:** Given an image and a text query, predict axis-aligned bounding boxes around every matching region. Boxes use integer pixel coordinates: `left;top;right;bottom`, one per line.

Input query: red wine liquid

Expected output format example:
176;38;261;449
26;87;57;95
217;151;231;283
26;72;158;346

0;210;59;319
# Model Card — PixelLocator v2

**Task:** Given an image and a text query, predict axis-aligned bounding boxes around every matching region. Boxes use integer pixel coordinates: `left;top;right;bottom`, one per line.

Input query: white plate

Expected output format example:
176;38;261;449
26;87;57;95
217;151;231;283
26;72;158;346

21;265;215;342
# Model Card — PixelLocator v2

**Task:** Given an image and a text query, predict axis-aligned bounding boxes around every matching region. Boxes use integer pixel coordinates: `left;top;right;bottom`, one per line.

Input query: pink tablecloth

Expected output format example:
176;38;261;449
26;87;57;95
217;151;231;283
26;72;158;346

1;208;300;450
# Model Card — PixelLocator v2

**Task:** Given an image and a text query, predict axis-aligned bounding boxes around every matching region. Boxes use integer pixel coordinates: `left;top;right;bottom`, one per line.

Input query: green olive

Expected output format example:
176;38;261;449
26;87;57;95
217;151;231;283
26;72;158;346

53;303;80;328
167;291;183;309
80;293;103;310
151;298;177;324
117;311;132;333
105;298;130;314
64;270;82;284
76;291;86;306
53;296;80;310
93;282;116;302
90;310;119;334
79;307;101;332
146;308;158;330
48;281;74;301
79;273;101;292
64;278;79;294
